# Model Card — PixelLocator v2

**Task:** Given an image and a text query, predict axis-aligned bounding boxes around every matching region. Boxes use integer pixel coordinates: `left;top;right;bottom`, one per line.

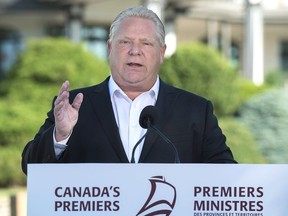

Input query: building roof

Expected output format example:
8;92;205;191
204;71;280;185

1;0;288;23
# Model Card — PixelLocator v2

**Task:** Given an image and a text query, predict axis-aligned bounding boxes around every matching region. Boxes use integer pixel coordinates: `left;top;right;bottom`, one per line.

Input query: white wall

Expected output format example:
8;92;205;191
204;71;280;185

0;11;65;41
264;24;288;73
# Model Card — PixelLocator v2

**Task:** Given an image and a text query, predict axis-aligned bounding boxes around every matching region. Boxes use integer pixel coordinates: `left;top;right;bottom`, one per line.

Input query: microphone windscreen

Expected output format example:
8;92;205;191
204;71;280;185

139;105;159;129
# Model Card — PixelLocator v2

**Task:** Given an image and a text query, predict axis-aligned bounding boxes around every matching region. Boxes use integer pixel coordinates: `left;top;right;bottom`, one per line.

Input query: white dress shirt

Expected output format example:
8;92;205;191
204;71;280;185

54;76;159;162
109;76;159;162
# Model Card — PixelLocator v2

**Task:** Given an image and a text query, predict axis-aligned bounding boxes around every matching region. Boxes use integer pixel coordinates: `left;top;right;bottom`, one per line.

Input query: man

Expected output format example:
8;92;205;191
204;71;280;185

21;6;236;174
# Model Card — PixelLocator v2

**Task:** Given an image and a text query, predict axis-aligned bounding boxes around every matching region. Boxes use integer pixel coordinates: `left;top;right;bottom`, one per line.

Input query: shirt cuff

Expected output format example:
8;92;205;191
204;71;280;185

53;128;71;159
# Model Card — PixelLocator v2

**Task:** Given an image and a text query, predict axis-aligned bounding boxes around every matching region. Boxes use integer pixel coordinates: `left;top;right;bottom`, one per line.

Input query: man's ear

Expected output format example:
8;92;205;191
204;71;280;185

160;44;167;64
107;41;111;55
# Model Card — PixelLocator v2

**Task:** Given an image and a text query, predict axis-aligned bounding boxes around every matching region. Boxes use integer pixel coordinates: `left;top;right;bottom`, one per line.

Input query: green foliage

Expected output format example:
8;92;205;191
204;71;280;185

8;37;109;87
264;70;287;88
238;88;288;163
0;37;110;186
160;42;241;116
0;147;26;187
237;79;269;104
219;118;266;164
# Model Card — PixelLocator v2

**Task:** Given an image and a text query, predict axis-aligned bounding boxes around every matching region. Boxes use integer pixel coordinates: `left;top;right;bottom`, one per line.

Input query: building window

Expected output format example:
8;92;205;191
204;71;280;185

46;25;109;60
280;41;288;72
46;25;66;37
201;37;240;69
82;26;109;60
0;29;23;78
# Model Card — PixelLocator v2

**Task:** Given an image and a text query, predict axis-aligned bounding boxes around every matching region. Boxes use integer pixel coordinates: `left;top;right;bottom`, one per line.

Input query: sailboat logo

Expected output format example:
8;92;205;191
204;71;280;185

136;176;177;216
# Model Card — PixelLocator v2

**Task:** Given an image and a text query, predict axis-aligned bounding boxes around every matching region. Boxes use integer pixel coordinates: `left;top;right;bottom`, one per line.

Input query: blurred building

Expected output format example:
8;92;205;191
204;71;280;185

0;0;288;84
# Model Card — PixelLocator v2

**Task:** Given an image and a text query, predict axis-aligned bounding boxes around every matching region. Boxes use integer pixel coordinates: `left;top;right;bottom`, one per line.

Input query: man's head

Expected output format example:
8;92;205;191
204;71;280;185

107;6;167;99
108;6;166;46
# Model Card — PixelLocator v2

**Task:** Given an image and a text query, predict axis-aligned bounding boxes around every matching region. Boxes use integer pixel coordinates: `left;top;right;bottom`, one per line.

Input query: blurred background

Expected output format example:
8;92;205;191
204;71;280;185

0;0;288;215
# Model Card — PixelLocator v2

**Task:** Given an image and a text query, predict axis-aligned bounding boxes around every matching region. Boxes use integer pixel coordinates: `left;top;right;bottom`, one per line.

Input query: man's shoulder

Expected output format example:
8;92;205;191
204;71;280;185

69;78;109;96
160;80;209;103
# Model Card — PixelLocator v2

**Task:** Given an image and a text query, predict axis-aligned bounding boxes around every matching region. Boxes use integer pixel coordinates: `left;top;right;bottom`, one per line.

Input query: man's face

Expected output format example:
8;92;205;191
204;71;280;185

107;17;166;95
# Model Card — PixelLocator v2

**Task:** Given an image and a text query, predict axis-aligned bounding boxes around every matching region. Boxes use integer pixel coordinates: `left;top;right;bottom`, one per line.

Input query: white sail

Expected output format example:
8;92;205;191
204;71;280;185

136;176;177;216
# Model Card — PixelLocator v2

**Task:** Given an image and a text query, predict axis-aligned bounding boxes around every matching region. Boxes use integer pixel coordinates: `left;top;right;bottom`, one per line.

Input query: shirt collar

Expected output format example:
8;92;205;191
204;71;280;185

108;75;160;100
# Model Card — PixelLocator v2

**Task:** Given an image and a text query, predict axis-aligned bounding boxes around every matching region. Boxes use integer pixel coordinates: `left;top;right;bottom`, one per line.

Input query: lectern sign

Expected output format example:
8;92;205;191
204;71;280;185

27;164;288;215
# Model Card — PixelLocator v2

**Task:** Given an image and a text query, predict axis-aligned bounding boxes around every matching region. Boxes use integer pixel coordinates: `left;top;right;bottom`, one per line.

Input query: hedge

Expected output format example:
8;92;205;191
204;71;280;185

160;42;241;116
219;118;266;164
238;88;288;163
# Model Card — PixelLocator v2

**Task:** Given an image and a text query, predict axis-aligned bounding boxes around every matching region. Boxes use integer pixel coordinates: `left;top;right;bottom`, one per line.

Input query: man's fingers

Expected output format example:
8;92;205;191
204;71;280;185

54;81;83;112
55;81;70;106
72;93;83;111
58;80;69;96
54;91;69;106
54;100;65;114
56;80;69;102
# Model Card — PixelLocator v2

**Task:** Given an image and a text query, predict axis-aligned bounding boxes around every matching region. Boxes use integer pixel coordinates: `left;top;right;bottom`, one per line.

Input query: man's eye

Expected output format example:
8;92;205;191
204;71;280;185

143;42;152;46
119;40;129;44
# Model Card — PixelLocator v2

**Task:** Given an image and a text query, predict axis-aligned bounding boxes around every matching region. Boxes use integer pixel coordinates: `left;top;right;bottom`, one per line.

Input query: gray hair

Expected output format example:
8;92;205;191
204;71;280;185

108;6;166;46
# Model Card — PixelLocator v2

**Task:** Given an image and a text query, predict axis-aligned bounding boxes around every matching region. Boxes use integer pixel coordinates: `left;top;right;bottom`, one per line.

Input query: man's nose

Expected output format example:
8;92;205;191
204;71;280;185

128;43;142;55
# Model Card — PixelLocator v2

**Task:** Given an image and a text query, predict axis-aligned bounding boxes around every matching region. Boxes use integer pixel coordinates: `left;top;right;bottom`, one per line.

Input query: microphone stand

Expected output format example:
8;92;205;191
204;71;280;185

147;120;181;164
130;113;181;164
130;130;150;163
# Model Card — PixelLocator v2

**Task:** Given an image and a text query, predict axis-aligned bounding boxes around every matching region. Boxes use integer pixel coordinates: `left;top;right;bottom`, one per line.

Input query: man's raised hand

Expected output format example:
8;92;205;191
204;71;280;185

54;81;83;142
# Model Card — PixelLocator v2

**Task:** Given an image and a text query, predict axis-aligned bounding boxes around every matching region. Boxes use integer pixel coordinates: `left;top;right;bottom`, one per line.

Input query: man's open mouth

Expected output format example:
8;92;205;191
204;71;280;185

127;62;143;67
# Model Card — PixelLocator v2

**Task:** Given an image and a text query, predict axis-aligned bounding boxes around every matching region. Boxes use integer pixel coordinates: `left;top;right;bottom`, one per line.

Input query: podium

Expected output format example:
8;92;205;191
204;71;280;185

27;163;288;215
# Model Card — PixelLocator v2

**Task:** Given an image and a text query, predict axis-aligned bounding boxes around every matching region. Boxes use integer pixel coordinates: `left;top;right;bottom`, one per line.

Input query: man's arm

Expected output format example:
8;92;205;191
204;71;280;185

21;81;83;174
21;114;56;175
203;101;237;163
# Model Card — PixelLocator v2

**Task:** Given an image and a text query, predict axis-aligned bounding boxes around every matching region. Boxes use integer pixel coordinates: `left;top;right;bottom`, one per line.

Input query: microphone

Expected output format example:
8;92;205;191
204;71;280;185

139;105;159;129
131;105;181;163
